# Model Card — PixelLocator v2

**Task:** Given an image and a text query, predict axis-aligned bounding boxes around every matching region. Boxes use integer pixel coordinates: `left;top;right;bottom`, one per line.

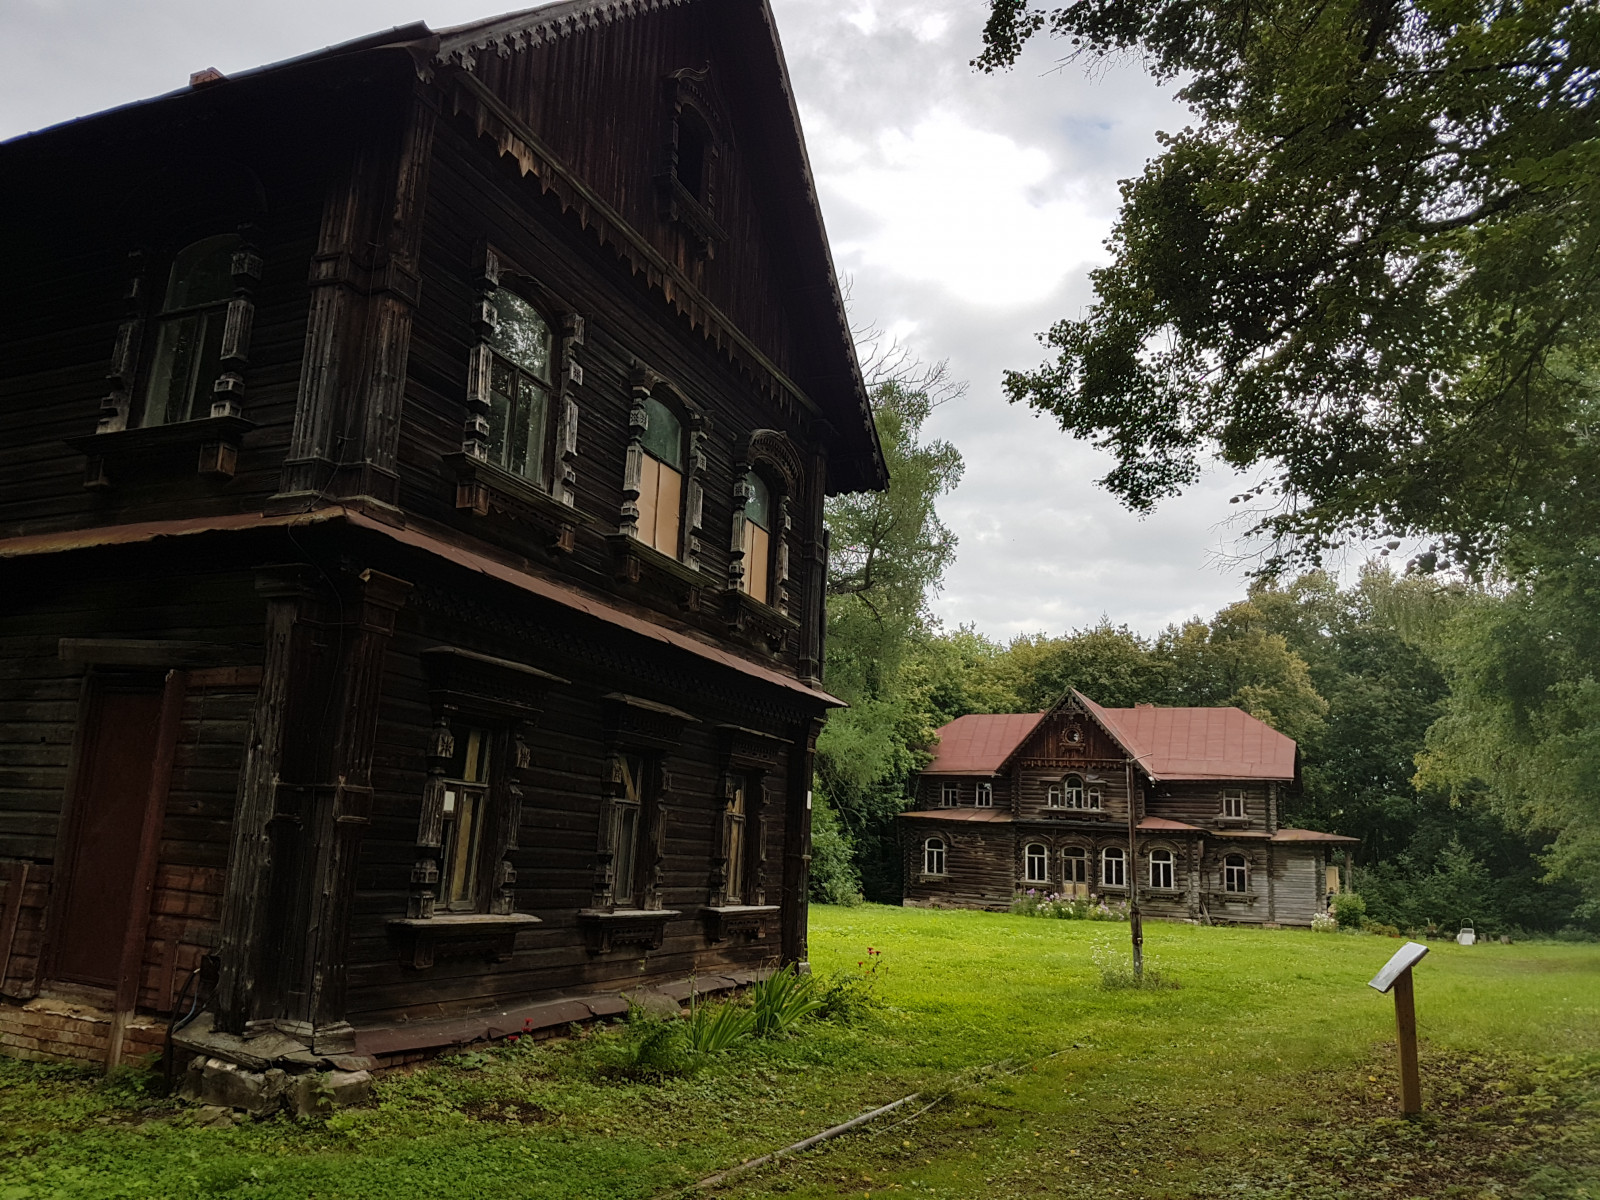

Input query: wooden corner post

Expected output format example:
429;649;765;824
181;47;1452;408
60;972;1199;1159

1368;940;1429;1115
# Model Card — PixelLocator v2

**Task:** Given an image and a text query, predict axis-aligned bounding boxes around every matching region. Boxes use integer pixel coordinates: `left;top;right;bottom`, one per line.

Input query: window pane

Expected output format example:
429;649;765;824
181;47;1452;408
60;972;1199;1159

743;520;771;602
640;398;683;469
444;788;483;909
743;471;771;530
490;288;552;380
164;235;239;311
488;359;516;471
652;462;682;557
614;805;638;906
636;454;660;546
726;814;745;904
512;374;549;483
142;311;222;426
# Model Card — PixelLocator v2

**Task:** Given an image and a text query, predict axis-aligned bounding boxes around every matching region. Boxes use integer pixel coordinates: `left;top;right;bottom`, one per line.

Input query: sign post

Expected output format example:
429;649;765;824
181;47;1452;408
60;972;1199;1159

1367;941;1429;1115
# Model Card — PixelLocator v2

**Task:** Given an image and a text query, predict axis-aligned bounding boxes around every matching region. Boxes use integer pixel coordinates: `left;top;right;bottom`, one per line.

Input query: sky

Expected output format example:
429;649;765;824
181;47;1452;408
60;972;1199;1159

0;0;1266;640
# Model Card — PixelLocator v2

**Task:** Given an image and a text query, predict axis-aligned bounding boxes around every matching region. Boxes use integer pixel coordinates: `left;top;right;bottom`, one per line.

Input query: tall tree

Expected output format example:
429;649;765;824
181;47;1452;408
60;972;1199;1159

813;381;965;902
975;0;1600;574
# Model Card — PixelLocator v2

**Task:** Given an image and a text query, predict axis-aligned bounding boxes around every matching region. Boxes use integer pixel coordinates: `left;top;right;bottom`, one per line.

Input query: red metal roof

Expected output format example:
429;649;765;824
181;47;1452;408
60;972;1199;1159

1271;828;1360;844
1136;816;1205;833
924;712;1046;775
1077;693;1296;782
896;809;1014;823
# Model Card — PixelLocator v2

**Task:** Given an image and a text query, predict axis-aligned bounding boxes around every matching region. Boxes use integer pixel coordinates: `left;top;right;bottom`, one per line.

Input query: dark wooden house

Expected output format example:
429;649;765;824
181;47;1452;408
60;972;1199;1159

0;0;884;1070
900;693;1356;925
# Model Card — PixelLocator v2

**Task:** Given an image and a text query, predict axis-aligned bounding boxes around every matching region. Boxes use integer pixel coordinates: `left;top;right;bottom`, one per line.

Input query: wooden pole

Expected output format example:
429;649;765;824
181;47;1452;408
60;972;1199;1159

1125;760;1142;979
1393;966;1421;1115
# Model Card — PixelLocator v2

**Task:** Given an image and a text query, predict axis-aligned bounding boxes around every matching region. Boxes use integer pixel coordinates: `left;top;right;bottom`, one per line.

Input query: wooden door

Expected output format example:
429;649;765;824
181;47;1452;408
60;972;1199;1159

50;682;166;989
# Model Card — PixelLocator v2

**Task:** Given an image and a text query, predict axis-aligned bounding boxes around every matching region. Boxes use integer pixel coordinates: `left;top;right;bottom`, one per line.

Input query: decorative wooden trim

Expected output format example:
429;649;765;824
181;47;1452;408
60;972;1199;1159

68;415;257;485
606;533;709;612
699;905;779;943
576;908;679;955
387;912;542;970
618;368;708;570
723;588;799;653
729;430;800;611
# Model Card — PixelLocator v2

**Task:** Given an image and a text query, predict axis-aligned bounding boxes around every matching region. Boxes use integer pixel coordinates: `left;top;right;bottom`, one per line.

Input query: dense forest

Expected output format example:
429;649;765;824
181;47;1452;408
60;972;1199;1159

811;380;1597;940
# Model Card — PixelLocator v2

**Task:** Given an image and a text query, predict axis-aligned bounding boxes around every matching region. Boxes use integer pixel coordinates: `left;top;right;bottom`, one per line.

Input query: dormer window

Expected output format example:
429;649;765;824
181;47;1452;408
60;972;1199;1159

1222;790;1246;820
675;109;710;202
659;68;727;259
140;234;241;426
975;782;993;808
940;781;958;807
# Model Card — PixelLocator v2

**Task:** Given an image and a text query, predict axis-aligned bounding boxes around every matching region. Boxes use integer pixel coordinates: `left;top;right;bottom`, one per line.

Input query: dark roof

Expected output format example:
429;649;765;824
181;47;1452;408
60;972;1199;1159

2;0;885;495
924;712;1046;775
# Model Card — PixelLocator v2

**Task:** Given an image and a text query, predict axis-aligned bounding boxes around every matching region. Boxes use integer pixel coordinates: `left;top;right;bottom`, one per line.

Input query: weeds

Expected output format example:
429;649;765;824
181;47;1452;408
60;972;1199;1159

1091;937;1178;990
1010;889;1129;921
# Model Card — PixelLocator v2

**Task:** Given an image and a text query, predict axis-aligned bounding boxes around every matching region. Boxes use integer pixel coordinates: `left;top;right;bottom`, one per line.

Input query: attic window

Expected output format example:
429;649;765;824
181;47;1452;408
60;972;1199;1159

676;110;710;202
658;68;727;259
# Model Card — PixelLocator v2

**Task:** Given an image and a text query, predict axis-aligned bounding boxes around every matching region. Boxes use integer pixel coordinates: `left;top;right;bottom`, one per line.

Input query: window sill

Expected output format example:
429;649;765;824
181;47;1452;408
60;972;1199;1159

445;452;585;554
606;533;709;612
722;589;799;653
67;414;257;485
913;874;948;884
577;907;681;955
700;904;780;943
387;912;543;970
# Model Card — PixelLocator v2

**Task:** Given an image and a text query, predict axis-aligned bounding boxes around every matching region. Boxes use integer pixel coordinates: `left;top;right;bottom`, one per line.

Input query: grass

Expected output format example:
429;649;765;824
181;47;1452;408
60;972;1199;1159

0;905;1596;1199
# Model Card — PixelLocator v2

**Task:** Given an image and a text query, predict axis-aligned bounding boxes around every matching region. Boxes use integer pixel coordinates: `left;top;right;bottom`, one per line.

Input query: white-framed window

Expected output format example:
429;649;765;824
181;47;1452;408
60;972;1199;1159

923;838;947;876
1085;784;1103;811
1025;843;1049;883
1222;790;1246;819
940;781;959;807
1224;853;1249;893
1149;848;1175;890
976;782;993;808
1063;774;1085;807
1063;846;1088;884
1101;845;1126;888
1046;784;1063;808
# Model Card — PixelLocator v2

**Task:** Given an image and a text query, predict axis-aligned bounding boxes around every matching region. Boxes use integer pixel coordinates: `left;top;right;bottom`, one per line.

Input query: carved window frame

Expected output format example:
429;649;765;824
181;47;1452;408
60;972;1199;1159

1101;845;1127;889
591;694;697;914
1148;847;1176;891
1223;852;1250;894
620;368;707;570
457;245;585;510
729;429;804;614
410;647;564;921
657;67;729;260
1062;845;1090;885
709;725;783;909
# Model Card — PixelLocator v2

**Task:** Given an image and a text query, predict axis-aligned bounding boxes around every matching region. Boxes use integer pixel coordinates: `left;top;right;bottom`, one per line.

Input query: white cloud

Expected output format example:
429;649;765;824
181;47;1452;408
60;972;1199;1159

817;110;1108;307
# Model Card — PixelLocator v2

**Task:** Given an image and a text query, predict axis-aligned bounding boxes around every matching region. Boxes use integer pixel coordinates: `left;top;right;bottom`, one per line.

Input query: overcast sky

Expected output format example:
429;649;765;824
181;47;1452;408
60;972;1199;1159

0;0;1264;640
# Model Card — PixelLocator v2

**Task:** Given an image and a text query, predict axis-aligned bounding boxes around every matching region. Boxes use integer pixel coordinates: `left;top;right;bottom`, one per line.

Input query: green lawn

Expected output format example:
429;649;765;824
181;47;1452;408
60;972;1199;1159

1;905;1596;1199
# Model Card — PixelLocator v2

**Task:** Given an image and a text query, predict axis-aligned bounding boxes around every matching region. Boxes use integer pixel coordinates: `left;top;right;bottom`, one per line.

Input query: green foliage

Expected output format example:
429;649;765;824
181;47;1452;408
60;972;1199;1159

806;793;863;906
976;0;1600;577
621;1013;695;1079
686;996;756;1054
749;965;824;1038
1090;938;1177;990
1331;892;1367;929
816;380;965;901
815;950;887;1026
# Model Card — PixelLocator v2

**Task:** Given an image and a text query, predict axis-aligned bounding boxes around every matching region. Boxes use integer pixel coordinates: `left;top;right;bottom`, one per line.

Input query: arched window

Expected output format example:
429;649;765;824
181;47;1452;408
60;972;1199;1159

1149;848;1174;890
1025;843;1048;883
141;234;240;427
676;108;712;203
739;470;773;603
1063;775;1085;808
1101;845;1126;888
637;396;684;557
1085;784;1103;811
923;838;946;876
1224;853;1249;893
1063;846;1088;885
975;782;993;808
1046;784;1063;808
486;287;554;485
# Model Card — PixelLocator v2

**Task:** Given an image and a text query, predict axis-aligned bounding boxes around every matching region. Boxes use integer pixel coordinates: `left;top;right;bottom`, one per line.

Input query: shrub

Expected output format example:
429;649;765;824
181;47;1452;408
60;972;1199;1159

750;964;823;1037
1360;917;1403;938
623;1015;695;1078
1311;910;1338;933
816;947;885;1024
1331;892;1368;928
1091;938;1177;990
808;794;863;905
